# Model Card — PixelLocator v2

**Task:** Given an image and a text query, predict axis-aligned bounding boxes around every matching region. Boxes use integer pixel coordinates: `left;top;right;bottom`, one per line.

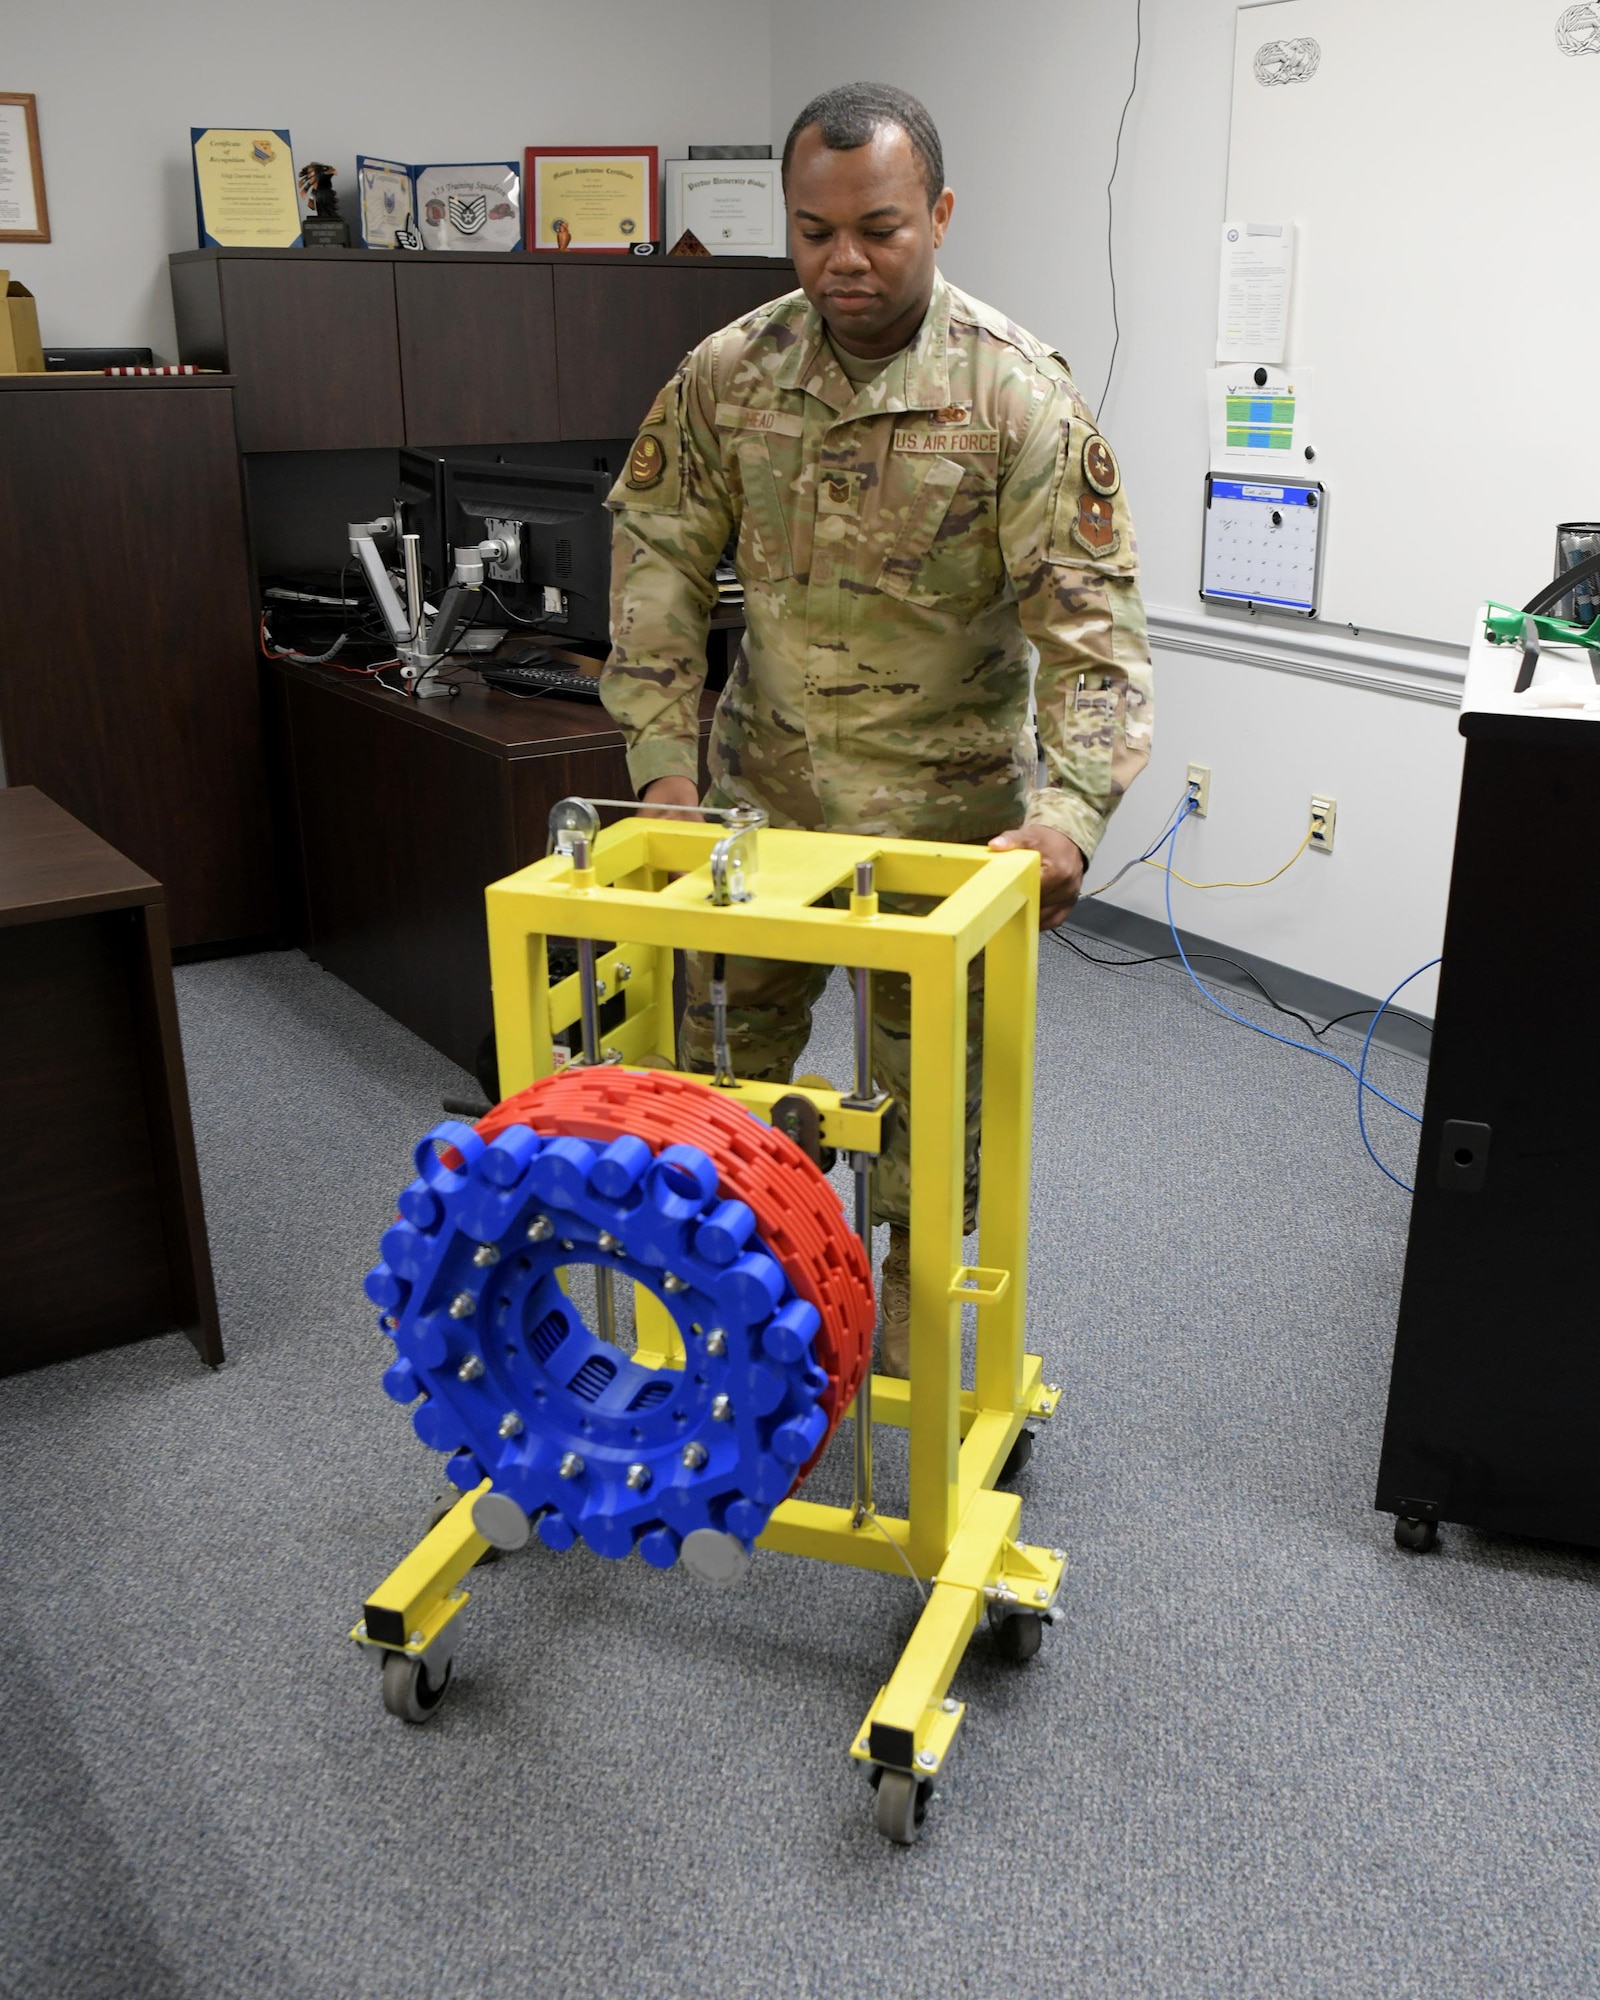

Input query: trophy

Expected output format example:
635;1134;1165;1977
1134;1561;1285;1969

298;162;350;248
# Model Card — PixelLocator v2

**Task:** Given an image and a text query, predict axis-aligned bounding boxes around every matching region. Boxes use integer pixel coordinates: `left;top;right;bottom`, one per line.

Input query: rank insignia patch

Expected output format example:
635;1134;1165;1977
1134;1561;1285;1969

933;404;972;425
1083;435;1120;497
626;433;666;490
1071;489;1119;557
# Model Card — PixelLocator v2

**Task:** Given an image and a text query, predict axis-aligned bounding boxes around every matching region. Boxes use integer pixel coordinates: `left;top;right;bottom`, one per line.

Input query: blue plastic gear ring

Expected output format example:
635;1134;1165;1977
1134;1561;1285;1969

364;1118;833;1568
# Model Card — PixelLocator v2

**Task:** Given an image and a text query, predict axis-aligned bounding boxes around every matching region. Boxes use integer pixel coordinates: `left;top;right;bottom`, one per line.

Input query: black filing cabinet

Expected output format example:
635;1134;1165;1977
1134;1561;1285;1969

1376;687;1600;1550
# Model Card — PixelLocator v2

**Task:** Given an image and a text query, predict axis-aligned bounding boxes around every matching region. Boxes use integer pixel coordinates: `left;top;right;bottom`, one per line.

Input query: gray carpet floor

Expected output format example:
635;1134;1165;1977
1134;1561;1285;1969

2;942;1595;2000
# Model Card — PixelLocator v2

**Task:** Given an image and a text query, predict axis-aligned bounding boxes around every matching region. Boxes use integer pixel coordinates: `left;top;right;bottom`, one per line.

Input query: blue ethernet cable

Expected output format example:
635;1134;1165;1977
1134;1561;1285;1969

1355;962;1441;1192
1155;805;1431;1181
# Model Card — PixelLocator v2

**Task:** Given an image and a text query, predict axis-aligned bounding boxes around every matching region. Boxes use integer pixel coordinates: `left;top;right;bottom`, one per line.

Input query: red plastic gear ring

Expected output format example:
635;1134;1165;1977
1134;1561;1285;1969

475;1068;875;1475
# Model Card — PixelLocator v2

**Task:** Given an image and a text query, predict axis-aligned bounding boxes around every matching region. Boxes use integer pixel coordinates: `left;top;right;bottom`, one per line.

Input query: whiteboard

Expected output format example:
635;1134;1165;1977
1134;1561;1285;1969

1225;0;1600;646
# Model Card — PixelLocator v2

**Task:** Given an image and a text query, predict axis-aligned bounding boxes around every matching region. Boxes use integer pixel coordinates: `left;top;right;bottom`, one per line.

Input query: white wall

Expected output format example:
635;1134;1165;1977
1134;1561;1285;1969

11;0;1466;1005
770;0;1461;1007
5;0;773;359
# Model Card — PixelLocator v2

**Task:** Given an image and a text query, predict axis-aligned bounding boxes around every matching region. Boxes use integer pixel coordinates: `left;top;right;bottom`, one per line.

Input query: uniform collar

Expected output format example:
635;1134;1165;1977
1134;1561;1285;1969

774;270;953;419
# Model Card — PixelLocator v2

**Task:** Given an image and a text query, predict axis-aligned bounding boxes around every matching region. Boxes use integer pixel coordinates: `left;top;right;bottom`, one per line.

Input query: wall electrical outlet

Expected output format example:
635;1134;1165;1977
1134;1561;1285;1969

1186;763;1211;817
1309;794;1337;853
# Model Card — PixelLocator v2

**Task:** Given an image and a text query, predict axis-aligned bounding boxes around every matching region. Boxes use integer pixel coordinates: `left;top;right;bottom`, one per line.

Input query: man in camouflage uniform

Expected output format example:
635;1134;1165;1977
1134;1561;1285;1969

602;82;1153;1374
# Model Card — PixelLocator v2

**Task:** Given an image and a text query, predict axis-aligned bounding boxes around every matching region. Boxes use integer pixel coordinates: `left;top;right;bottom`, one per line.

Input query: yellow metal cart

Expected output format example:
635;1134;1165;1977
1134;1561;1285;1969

353;802;1064;1844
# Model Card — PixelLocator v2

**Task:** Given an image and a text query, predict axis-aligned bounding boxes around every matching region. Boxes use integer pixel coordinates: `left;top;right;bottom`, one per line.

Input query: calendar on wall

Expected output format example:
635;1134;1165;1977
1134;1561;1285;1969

1200;475;1326;617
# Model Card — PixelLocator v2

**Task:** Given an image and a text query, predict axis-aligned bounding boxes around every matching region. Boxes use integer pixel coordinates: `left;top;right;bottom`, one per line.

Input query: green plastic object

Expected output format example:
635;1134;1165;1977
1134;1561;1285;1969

1484;603;1600;650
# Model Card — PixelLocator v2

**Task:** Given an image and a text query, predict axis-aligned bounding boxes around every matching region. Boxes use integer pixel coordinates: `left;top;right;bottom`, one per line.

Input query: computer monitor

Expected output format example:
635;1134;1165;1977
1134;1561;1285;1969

395;448;450;589
442;460;614;644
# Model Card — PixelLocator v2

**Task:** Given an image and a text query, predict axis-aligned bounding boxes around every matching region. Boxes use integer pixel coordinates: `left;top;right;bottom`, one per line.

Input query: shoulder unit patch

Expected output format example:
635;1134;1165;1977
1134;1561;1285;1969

1082;435;1120;497
626;433;666;490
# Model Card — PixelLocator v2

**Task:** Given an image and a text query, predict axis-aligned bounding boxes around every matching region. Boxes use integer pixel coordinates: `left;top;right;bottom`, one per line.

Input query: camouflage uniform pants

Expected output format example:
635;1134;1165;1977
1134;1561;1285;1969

679;914;985;1233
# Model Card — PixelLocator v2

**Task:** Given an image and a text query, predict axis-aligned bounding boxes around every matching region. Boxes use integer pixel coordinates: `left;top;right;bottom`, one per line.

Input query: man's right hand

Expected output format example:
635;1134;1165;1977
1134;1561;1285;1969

639;776;702;822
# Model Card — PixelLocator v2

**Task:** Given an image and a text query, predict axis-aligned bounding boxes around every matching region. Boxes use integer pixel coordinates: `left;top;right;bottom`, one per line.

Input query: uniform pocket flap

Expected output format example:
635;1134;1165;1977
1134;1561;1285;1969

877;455;968;599
733;434;794;580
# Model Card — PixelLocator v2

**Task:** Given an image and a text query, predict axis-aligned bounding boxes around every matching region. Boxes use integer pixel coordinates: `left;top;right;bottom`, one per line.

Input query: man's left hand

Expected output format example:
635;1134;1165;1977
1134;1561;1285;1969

987;825;1086;930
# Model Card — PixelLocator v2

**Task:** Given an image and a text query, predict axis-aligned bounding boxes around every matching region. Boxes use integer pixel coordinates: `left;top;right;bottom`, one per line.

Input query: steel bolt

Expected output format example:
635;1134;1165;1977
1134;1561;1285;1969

595;980;607;997
527;1215;554;1242
711;1393;733;1422
561;1239;576;1251
942;1697;959;1714
458;1355;485;1382
615;963;632;982
1035;1587;1049;1603
663;1272;687;1293
356;1621;367;1637
1050;1548;1066;1562
383;1316;398;1332
448;1292;476;1318
704;1328;727;1356
409;1630;425;1648
917;1749;937;1771
597;1231;620;1253
559;1451;584;1479
472;1243;500;1267
857;1738;870;1753
625;1462;651;1491
681;1441;708;1470
498;1412;524;1439
1045;1383;1059;1396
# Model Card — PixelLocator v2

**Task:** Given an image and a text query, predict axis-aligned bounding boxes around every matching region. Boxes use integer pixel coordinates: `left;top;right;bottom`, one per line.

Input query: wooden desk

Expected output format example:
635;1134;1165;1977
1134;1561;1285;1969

0;788;222;1374
268;661;714;1081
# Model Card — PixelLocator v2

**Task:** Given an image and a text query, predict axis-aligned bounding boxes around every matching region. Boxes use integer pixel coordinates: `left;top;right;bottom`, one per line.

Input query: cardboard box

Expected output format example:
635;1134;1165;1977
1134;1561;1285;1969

0;273;44;374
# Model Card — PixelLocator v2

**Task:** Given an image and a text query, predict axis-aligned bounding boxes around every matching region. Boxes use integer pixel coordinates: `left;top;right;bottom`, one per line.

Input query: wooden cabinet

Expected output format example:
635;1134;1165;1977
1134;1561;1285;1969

552;264;796;437
0;788;221;1374
171;253;403;451
0;376;277;950
171;248;795;450
395;260;560;446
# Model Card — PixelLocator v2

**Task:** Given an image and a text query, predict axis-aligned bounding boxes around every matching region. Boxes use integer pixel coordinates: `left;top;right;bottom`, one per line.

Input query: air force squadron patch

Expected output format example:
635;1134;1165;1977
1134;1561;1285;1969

1083;434;1120;496
1071;489;1120;557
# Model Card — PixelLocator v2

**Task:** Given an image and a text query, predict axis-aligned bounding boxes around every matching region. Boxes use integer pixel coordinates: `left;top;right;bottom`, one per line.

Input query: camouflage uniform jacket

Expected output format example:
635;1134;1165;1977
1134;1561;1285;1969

602;271;1153;857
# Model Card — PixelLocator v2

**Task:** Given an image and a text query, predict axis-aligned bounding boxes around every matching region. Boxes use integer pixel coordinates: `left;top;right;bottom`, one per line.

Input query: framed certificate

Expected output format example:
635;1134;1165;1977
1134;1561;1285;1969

357;156;416;249
191;128;301;249
415;162;521;252
666;159;782;256
0;93;50;243
524;146;658;252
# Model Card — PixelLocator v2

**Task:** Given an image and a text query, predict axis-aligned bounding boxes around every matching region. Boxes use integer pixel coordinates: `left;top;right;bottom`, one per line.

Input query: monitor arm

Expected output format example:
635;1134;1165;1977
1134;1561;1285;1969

346;520;517;698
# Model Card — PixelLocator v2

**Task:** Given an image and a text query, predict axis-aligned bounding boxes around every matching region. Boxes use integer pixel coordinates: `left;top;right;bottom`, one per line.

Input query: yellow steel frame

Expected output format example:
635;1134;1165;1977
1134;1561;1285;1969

354;818;1064;1784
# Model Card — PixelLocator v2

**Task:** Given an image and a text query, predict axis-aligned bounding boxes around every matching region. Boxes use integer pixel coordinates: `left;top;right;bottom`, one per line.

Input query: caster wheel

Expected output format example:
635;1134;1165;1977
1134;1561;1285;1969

991;1610;1044;1661
871;1767;933;1845
380;1649;452;1722
1394;1515;1438;1553
998;1428;1035;1485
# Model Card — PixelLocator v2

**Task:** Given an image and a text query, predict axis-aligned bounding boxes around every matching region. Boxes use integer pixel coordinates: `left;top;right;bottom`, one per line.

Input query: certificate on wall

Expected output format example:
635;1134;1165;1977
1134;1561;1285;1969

0;94;49;242
524;146;658;251
666;160;782;256
191;128;301;249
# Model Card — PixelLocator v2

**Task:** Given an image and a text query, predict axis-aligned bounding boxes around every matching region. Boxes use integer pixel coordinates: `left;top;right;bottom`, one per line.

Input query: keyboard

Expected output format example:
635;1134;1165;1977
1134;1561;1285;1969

479;655;606;703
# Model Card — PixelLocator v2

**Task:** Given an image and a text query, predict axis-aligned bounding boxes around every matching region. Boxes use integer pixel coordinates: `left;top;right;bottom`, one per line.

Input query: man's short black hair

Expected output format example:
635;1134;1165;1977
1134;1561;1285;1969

781;83;945;209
